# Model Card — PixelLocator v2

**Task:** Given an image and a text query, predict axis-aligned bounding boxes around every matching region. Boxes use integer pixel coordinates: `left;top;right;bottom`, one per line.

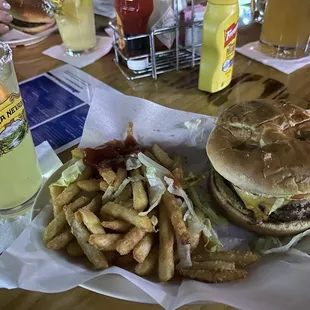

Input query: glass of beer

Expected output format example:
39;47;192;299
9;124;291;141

0;43;42;216
259;0;310;59
52;0;97;56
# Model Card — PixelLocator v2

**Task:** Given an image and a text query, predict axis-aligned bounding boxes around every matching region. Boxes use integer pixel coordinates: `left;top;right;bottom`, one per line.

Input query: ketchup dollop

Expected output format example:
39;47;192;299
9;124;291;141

84;126;144;169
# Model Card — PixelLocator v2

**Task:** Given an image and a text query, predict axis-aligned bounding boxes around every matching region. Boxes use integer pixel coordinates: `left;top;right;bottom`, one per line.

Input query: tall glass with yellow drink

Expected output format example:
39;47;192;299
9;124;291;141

260;0;310;59
52;0;97;56
0;43;42;216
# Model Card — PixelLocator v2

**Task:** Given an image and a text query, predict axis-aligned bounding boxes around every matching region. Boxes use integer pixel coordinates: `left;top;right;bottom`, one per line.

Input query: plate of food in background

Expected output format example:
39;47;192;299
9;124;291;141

1;0;57;47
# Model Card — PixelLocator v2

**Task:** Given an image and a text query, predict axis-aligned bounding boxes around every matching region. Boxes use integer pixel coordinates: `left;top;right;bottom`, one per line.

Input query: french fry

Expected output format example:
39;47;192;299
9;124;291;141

115;253;136;267
89;234;123;251
45;228;74;250
43;196;90;244
54;184;81;209
191;251;261;268
178;268;247;283
49;185;65;202
172;155;184;183
100;180;109;192
183;261;236;271
135;246;158;276
100;214;115;222
99;167;116;185
76;166;93;182
162;192;191;245
116;227;147;256
130;169;148;212
114;184;132;203
49;185;65;217
67;240;84;257
101;202;153;232
158;201;175;282
119;200;133;208
79;209;106;234
64;207;108;269
151;144;174;169
113;167;127;190
133;233;154;264
64;205;75;225
101;220;132;232
81;195;102;214
71;148;85;159
77;179;101;192
188;207;205;251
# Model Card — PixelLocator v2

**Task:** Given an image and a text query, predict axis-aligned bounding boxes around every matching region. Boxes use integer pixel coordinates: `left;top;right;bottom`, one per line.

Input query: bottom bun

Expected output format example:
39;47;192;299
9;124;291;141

210;168;310;236
10;22;55;35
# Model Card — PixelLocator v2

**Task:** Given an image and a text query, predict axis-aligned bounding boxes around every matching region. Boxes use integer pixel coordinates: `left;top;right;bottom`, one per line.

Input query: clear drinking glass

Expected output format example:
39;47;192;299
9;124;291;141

52;0;97;56
259;0;310;59
0;43;42;216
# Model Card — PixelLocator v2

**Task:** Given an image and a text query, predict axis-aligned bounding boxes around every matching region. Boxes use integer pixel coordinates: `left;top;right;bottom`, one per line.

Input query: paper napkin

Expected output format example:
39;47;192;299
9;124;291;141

43;36;113;68
236;41;310;74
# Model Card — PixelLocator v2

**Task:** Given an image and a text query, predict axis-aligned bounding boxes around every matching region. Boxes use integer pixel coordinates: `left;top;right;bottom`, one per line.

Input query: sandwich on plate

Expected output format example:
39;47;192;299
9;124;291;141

207;100;310;236
9;0;55;34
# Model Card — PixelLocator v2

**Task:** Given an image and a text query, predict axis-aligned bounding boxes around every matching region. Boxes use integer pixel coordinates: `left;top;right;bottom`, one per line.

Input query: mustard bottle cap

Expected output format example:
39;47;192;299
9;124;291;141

208;0;238;5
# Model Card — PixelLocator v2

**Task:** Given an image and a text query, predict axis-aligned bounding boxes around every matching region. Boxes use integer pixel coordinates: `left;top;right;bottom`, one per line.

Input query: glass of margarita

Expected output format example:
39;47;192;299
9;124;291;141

0;43;42;216
53;0;97;56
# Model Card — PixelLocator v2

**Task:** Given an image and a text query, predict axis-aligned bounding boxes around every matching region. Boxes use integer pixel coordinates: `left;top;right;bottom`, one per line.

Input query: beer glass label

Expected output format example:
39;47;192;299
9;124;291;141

0;92;29;157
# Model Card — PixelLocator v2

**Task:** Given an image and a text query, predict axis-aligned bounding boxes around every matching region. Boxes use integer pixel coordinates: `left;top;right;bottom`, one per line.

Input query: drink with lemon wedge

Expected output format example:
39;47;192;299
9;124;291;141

0;43;42;216
52;0;96;55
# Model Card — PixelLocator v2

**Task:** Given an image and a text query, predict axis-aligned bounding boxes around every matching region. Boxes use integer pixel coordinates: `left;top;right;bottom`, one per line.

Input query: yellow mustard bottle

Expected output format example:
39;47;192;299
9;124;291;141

198;0;239;93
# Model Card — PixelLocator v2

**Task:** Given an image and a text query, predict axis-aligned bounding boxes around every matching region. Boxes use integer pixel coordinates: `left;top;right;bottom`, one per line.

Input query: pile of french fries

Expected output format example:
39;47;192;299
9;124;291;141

43;142;260;283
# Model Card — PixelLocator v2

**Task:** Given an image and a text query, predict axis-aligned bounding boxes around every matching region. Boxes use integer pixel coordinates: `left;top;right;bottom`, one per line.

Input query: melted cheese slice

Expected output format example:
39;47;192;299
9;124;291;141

233;185;290;222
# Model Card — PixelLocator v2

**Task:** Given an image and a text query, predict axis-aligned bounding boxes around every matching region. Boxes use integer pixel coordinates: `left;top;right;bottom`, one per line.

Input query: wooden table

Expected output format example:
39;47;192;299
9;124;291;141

1;24;310;310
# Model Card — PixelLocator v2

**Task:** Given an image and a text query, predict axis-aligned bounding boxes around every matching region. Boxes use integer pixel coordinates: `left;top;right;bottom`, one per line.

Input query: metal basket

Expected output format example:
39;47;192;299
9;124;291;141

110;0;203;80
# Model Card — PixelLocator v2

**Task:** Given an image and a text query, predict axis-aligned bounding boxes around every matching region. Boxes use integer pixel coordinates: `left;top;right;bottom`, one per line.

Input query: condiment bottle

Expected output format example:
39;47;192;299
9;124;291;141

115;0;154;70
198;0;239;93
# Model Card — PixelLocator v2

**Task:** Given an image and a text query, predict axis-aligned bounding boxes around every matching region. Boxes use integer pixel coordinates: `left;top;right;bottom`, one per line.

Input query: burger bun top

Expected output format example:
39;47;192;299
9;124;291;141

207;100;310;196
9;0;54;24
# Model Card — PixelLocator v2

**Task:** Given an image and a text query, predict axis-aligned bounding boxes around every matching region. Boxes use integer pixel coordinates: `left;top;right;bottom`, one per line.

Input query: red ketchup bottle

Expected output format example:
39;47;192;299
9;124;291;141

115;0;154;70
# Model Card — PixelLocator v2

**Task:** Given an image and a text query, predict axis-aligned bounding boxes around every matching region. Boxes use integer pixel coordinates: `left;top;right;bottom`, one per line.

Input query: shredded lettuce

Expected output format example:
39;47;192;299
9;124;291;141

255;229;310;255
129;175;145;182
165;176;222;250
165;176;197;219
102;186;115;204
268;198;285;215
137;152;169;216
186;187;228;226
176;237;192;269
150;215;159;232
139;167;166;216
187;216;205;235
137;152;170;177
183;209;191;221
113;178;131;198
126;156;142;171
53;159;85;187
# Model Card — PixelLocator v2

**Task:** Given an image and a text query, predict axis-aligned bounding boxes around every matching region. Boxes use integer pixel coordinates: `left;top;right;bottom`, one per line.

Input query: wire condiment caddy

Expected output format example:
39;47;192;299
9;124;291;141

110;0;203;80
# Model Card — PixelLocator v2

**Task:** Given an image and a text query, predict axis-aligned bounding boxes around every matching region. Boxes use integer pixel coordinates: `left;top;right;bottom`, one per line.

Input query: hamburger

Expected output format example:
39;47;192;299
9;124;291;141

207;100;310;236
9;0;55;34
